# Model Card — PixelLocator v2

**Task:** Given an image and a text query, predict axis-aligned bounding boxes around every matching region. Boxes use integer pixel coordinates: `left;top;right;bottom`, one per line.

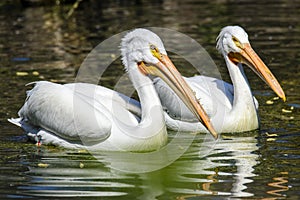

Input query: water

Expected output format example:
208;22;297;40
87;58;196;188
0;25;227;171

0;0;299;199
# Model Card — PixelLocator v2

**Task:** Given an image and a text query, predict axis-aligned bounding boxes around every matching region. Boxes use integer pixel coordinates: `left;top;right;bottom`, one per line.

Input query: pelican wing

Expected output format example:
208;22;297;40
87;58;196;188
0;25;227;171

18;81;113;145
154;76;234;122
64;83;141;119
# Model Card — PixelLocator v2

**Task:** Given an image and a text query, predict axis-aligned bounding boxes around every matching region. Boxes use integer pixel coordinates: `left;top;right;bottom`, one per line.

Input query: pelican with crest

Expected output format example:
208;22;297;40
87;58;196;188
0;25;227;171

9;29;217;152
154;26;286;133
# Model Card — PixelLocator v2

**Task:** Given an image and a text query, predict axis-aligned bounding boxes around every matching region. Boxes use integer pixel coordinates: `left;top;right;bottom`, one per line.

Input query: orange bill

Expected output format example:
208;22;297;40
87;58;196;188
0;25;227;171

138;53;218;139
229;43;286;101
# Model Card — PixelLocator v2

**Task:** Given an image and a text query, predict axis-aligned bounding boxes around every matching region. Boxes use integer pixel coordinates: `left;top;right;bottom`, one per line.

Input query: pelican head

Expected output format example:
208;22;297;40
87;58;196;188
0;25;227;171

121;29;167;70
121;28;218;139
216;26;286;101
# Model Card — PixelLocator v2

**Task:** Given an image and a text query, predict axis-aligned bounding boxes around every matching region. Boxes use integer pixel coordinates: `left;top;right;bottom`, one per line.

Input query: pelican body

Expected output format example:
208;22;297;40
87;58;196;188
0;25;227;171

154;26;285;133
9;29;217;152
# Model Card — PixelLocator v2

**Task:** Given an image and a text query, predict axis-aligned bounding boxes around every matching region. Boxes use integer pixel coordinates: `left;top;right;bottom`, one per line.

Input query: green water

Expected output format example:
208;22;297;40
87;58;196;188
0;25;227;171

0;0;299;199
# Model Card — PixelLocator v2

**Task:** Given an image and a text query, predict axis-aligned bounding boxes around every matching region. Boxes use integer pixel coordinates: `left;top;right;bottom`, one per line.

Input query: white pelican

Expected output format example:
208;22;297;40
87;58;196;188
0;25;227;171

9;29;217;152
154;26;286;133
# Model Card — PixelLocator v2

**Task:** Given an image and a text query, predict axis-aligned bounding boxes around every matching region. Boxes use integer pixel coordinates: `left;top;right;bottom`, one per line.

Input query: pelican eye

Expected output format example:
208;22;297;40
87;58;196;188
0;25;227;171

149;44;162;59
150;44;156;51
232;36;243;48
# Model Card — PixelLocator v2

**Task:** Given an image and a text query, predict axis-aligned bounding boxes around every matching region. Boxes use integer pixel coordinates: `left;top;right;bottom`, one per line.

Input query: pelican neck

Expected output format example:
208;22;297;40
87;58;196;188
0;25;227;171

224;55;257;112
127;62;165;129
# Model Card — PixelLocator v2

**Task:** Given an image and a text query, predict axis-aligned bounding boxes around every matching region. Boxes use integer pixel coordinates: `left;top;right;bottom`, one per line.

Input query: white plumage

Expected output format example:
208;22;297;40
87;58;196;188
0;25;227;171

154;26;285;133
9;29;217;152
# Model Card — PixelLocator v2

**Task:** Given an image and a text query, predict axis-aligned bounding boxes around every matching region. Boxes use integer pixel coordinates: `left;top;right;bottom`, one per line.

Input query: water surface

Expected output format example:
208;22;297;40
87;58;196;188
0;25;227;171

0;0;299;199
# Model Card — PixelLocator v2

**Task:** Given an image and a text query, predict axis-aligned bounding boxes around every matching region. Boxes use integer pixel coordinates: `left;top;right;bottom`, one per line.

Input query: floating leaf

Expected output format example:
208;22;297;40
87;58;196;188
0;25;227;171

267;138;276;142
16;71;29;76
38;163;49;168
78;149;88;153
79;162;84;168
32;71;40;76
282;108;292;113
266;133;278;137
